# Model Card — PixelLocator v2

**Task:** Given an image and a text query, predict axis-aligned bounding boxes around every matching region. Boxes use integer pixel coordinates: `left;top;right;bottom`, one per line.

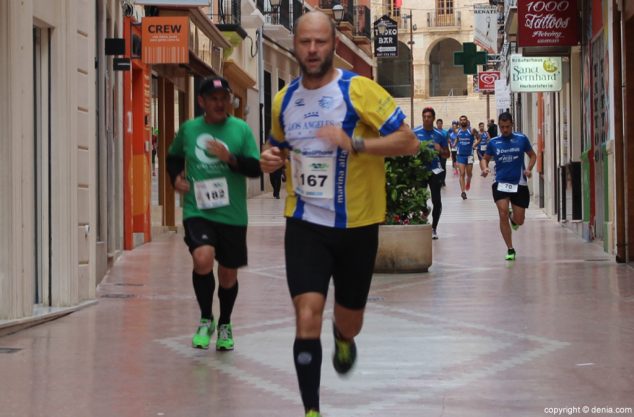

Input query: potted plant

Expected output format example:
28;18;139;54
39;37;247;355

375;141;436;273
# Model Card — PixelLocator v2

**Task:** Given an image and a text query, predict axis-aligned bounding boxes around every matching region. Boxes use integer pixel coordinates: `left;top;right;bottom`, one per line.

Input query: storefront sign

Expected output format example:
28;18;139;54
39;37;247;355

477;70;500;92
473;4;498;54
518;0;580;47
495;79;512;113
142;16;189;64
374;16;398;58
509;55;562;92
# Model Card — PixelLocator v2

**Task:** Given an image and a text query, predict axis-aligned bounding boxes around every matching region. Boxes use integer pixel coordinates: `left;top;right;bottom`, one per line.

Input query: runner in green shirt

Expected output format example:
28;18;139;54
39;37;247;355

167;76;261;351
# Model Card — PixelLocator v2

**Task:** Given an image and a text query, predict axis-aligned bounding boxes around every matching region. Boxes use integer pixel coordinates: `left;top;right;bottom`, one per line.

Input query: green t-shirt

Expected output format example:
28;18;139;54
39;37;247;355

168;115;260;226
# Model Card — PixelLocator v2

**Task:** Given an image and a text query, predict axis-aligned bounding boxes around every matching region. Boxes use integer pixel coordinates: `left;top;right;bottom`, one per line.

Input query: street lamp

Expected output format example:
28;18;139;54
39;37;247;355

267;0;282;23
403;11;415;120
332;3;345;23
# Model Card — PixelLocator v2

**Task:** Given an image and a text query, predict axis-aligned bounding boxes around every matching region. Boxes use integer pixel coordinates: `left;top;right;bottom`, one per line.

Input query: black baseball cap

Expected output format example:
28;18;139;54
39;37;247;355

198;76;232;96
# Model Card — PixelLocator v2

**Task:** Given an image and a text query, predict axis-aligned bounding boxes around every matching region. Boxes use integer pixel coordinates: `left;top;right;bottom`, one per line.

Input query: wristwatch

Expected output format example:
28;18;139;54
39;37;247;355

351;136;366;154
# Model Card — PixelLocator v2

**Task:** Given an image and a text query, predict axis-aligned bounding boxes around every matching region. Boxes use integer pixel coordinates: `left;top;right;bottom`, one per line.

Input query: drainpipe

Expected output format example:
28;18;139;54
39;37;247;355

614;0;626;261
258;26;265;191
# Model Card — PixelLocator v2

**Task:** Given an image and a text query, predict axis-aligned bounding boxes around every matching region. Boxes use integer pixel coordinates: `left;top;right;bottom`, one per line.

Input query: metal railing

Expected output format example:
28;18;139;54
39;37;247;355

257;0;305;32
353;5;371;38
211;0;241;25
426;12;460;27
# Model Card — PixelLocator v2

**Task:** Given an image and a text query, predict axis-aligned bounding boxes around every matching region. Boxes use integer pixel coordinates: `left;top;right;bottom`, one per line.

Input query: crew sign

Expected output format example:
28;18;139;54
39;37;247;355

374;15;398;58
142;16;189;64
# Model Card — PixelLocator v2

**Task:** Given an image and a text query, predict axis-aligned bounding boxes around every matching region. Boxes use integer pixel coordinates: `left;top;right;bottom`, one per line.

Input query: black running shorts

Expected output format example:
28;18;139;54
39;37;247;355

492;183;530;209
183;217;248;268
284;218;379;310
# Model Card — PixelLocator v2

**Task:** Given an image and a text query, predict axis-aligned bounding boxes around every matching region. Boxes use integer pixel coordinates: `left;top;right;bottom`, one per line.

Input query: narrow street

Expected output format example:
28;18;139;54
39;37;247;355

1;167;633;417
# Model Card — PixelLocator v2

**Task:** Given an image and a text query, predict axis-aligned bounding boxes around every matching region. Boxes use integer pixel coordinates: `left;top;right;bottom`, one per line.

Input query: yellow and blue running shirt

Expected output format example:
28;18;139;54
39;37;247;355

269;69;407;229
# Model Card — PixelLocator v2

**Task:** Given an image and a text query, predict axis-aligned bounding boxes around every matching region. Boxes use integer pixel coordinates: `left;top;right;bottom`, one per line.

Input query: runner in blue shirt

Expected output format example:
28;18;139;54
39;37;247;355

451;115;481;199
414;107;450;239
480;112;537;261
448;121;459;176
435;118;449;187
476;122;491;161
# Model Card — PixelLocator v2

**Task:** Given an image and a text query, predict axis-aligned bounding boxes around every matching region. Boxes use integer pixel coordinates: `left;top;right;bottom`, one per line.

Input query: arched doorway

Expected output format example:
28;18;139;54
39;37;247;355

429;38;467;97
377;41;412;98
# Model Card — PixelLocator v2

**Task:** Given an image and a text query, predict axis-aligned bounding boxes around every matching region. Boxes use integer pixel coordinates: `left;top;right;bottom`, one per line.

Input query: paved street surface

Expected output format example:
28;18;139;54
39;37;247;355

1;166;633;417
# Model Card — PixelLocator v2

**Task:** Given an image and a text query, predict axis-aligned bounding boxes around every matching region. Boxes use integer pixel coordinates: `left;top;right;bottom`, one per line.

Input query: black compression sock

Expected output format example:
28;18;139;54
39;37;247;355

294;338;322;413
218;282;238;325
192;271;215;320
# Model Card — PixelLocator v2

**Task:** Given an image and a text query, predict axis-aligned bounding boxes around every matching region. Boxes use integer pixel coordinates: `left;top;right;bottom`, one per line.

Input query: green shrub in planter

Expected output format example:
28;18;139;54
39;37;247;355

385;140;437;225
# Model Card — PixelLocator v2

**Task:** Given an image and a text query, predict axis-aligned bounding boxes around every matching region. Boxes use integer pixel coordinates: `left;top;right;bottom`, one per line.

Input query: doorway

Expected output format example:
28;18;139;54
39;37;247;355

33;26;51;306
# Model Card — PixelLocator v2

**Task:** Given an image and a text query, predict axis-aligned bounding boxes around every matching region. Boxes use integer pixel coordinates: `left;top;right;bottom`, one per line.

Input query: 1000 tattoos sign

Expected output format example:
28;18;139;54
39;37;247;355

518;0;580;47
510;55;562;92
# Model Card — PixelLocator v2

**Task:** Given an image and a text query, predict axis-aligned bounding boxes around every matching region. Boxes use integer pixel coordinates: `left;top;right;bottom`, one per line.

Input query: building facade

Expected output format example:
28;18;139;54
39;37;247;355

375;0;491;126
500;0;634;262
0;0;377;325
0;0;101;323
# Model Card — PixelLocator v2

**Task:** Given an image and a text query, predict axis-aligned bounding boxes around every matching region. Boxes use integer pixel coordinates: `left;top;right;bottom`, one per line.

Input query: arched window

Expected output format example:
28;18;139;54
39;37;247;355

377;41;411;98
429;38;467;97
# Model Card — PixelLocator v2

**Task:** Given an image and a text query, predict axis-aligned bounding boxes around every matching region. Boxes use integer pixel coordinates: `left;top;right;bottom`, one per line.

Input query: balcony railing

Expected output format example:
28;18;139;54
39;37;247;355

212;0;241;26
257;0;305;32
353;5;371;39
319;0;354;26
426;12;460;27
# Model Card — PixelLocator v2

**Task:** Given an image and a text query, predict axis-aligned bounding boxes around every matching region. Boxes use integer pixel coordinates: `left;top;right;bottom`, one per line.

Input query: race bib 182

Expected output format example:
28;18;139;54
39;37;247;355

194;177;230;209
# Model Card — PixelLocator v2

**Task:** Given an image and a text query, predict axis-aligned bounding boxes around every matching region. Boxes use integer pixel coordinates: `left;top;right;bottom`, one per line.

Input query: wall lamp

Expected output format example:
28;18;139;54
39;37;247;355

332;3;345;23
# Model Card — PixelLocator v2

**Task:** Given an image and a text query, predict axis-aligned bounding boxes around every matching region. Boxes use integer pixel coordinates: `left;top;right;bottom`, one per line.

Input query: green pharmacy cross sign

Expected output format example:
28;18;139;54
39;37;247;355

453;42;487;75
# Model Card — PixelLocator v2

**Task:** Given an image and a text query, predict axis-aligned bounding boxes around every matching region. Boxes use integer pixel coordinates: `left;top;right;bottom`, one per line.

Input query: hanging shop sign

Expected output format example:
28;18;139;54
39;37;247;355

473;4;499;54
509;55;562;92
142;16;189;64
495;79;511;113
518;0;580;47
477;70;500;92
373;15;398;58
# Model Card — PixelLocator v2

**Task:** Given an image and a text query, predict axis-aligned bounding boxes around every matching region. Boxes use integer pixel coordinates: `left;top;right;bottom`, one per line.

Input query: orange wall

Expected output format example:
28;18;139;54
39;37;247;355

123;17;152;249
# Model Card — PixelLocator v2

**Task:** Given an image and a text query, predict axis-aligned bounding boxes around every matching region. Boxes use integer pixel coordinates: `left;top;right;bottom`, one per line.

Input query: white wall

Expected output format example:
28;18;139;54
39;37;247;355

0;0;97;320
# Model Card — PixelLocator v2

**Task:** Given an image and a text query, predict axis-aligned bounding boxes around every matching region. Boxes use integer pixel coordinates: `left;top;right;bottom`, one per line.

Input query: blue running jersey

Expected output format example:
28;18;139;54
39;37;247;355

413;126;446;172
456;128;475;156
478;131;489;151
486;133;534;185
449;130;459;150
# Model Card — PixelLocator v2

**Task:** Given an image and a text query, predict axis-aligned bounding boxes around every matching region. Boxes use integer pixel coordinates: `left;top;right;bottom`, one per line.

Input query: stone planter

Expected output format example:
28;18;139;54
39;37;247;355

374;224;432;273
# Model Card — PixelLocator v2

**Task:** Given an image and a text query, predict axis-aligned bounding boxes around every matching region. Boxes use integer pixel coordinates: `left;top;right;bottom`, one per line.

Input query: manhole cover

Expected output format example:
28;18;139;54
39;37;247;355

367;296;384;302
0;347;22;354
113;283;144;287
100;294;135;299
584;259;610;262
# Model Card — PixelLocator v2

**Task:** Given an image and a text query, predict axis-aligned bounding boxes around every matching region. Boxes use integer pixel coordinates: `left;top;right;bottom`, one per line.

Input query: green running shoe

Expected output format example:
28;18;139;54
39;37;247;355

216;323;234;351
192;318;216;350
332;322;356;375
505;249;516;261
305;410;321;417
